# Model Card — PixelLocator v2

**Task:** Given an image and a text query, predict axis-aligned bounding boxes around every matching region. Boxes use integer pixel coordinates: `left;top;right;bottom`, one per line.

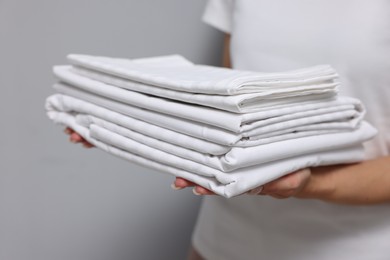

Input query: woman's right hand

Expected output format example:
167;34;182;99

172;168;312;198
64;127;94;148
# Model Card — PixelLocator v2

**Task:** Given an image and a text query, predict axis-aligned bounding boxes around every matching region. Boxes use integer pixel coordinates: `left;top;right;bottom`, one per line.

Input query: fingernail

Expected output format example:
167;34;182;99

256;186;264;194
192;188;202;196
70;138;77;143
171;183;183;190
248;186;264;195
64;129;72;134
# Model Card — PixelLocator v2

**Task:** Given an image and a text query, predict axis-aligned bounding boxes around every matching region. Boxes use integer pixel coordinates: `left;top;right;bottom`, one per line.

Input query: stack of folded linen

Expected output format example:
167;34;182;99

45;54;377;198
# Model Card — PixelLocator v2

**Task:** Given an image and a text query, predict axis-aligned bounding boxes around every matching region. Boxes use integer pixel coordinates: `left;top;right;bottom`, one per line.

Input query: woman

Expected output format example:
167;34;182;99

185;1;390;259
67;0;390;259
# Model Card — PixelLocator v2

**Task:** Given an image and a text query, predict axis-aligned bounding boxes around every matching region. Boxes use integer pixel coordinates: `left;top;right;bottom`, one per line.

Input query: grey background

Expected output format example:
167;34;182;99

0;1;223;259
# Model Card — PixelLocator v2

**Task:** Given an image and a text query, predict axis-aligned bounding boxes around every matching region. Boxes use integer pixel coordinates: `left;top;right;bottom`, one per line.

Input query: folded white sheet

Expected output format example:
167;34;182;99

69;65;337;113
53;66;363;132
48;94;230;155
53;68;344;132
82;115;375;172
46;94;377;172
46;108;366;198
46;94;353;159
67;54;339;95
52;84;366;147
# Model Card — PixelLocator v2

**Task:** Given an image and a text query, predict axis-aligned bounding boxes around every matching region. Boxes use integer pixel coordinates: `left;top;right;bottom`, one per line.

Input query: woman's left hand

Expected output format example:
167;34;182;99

171;168;312;199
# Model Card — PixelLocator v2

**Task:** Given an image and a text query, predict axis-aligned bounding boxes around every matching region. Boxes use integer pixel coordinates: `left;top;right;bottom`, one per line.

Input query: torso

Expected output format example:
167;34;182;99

193;1;390;259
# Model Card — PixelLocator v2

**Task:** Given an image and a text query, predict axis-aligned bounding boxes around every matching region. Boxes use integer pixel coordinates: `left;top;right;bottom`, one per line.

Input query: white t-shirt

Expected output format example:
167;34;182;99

192;1;390;259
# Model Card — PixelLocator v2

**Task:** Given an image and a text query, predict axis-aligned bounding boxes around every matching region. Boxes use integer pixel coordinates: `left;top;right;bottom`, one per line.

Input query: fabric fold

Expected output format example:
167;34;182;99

67;54;339;95
46;107;366;197
69;65;337;113
47;91;367;150
52;66;364;135
46;94;377;173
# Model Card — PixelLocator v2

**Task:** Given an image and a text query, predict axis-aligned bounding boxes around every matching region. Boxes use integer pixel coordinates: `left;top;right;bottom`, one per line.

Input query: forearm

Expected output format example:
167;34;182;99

297;156;390;205
222;34;231;68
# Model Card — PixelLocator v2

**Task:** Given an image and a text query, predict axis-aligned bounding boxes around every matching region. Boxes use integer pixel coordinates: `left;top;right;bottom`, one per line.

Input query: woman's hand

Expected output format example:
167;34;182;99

172;156;390;204
171;168;312;198
64;127;94;148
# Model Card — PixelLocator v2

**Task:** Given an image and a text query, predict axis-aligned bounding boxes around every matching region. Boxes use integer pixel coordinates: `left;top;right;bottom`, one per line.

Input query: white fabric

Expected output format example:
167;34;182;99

67;63;338;113
194;1;390;259
53;83;367;149
46;94;376;173
48;94;229;155
67;54;339;95
202;0;233;33
52;66;364;138
46;94;373;197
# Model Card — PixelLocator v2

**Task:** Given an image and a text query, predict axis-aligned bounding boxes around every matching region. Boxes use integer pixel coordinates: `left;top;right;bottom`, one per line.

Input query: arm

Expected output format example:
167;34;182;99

297;157;390;204
173;34;390;205
222;34;231;68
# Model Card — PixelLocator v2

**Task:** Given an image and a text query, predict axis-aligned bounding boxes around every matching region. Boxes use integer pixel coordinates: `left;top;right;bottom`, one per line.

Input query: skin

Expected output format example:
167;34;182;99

64;127;94;148
65;34;390;205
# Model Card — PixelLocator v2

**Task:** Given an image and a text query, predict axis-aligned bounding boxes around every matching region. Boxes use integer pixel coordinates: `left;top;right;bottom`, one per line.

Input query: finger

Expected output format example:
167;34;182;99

247;186;264;195
193;186;215;196
261;169;310;194
82;142;94;148
173;177;196;189
268;193;290;199
70;132;84;143
171;183;184;190
267;188;297;198
261;175;295;194
64;127;74;135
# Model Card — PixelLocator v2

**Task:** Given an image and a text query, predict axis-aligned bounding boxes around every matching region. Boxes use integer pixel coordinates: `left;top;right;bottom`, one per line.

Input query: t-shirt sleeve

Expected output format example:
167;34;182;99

202;0;233;34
